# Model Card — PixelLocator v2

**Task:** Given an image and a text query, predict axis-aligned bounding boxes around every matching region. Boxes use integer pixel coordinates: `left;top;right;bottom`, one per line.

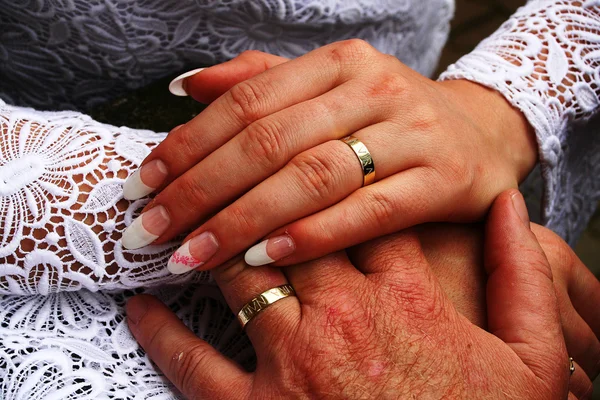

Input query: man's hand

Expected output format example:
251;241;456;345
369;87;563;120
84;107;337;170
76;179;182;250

126;190;580;398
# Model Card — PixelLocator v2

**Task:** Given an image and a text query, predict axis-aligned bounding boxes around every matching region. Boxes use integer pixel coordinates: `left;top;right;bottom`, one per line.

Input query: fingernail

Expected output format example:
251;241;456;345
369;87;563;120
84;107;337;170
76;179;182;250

511;191;530;227
126;296;149;325
245;235;295;266
122;206;170;249
123;159;168;200
169;68;205;96
168;232;219;274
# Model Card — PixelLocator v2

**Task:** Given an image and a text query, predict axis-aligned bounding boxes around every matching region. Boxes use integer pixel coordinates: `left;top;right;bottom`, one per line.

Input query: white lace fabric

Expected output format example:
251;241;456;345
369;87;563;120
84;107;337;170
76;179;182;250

0;0;453;111
0;99;256;399
0;100;208;295
440;0;600;246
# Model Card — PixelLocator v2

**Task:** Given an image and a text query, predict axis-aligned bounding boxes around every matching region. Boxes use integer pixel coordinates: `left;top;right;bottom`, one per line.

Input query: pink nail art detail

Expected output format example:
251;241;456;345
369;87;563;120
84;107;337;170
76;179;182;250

168;232;219;274
170;252;202;268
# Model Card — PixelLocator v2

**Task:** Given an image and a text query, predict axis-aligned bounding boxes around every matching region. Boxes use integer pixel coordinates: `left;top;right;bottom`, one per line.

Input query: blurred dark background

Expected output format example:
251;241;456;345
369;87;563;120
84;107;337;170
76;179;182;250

89;0;599;394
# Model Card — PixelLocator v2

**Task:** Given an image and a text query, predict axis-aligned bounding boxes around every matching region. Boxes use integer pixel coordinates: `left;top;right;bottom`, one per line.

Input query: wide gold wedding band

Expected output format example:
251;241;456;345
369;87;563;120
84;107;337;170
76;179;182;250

341;136;376;186
237;284;296;329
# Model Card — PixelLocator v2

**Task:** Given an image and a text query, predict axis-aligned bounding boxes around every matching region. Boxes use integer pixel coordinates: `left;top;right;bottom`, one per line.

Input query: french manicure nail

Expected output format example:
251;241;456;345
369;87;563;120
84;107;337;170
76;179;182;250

245;235;295;266
122;206;171;250
169;68;205;96
123;159;168;200
511;191;530;227
168;232;219;274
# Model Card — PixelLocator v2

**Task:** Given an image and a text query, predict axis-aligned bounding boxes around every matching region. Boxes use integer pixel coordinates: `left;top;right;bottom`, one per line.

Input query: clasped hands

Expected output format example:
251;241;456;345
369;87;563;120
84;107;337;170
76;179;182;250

127;190;599;398
121;41;599;398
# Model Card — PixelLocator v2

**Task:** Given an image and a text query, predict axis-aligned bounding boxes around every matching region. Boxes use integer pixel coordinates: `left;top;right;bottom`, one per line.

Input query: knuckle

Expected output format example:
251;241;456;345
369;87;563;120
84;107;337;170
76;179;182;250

435;154;474;197
288;150;338;201
387;279;445;325
167;129;203;162
238;49;263;60
224;203;257;239
410;102;442;132
328;39;376;67
368;72;409;98
170;175;210;211
227;80;268;124
243;118;288;167
144;319;171;351
171;343;211;396
363;190;397;227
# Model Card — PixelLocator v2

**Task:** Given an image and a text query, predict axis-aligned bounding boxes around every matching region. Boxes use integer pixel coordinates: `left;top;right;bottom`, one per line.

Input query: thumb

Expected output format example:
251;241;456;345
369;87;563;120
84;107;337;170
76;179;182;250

485;189;569;391
170;50;289;103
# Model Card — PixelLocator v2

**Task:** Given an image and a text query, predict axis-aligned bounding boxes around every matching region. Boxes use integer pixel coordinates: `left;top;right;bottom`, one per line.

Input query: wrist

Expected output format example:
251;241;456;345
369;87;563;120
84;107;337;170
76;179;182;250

438;79;538;183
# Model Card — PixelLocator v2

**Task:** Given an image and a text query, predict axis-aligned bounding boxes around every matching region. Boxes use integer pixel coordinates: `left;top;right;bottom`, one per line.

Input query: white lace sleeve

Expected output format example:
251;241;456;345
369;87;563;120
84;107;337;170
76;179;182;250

0;99;205;295
440;0;600;246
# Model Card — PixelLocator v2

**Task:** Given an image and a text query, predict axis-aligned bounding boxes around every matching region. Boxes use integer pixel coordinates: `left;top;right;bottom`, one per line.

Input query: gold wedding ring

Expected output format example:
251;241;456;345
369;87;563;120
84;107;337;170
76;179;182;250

341;136;375;186
237;284;296;329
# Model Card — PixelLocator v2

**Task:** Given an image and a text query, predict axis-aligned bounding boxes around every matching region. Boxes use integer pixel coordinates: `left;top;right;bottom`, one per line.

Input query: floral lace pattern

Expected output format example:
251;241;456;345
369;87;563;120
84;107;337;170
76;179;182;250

0;0;453;111
440;0;600;245
0;99;257;398
0;283;255;400
0;100;207;295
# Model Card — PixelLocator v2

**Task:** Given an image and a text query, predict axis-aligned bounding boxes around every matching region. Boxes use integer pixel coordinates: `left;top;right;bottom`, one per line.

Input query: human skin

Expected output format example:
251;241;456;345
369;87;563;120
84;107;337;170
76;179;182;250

126;190;597;399
119;41;538;275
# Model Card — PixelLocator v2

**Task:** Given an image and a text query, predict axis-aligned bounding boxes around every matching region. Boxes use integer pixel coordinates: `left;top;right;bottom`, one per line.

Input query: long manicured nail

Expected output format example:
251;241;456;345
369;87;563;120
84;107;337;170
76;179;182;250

168;232;219;274
122;206;170;249
511;191;530;227
245;235;295;266
123;159;168;200
169;68;205;96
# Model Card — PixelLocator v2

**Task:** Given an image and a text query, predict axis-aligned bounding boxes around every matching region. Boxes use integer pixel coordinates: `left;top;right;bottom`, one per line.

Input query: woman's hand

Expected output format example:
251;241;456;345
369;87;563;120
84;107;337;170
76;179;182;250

120;42;537;273
127;190;579;399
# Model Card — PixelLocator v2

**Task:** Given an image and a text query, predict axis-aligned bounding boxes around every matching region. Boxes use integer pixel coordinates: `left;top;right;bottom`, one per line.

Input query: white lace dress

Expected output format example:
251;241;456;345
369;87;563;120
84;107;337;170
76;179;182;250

0;1;599;398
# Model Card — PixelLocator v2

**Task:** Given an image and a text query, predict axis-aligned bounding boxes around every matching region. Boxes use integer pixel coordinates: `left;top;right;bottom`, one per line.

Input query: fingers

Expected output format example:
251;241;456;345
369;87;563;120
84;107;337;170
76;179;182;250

126;41;370;201
246;167;446;267
532;225;600;339
559;298;600;379
484;189;568;385
176;51;290;103
126;294;251;400
133;85;395;249
530;224;600;379
210;258;300;353
164;127;427;272
565;257;600;340
569;360;594;400
124;51;289;201
284;251;363;305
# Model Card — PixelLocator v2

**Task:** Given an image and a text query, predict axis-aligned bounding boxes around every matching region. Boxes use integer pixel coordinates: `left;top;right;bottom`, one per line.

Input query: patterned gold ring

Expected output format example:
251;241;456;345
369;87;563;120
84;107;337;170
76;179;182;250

237;284;296;329
341;136;376;186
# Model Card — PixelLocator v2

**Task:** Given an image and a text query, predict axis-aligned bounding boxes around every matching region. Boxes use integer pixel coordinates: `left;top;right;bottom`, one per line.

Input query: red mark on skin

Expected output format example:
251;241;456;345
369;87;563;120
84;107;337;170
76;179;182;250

367;360;386;377
171;252;202;267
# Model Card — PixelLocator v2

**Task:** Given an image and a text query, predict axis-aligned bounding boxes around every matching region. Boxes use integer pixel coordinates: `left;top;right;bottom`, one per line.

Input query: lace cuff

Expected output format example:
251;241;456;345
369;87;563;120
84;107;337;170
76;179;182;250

440;0;600;245
0;101;205;295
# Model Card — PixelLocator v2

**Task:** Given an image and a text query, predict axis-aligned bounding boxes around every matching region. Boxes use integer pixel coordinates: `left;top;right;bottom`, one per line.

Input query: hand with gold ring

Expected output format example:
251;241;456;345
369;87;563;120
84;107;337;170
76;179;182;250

119;43;537;273
126;190;575;398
